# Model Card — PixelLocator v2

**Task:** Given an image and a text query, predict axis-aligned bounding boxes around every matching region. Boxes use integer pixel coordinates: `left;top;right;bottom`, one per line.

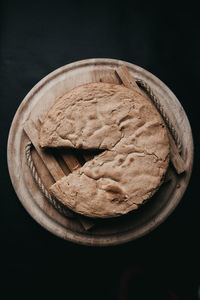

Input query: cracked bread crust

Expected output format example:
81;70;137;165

39;82;170;218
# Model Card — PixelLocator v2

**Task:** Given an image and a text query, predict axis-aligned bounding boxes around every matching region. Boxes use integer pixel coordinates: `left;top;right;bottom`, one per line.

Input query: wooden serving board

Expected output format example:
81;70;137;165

7;58;193;246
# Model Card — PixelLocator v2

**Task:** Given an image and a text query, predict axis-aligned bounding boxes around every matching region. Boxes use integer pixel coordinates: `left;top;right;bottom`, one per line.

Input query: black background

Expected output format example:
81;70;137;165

1;1;199;299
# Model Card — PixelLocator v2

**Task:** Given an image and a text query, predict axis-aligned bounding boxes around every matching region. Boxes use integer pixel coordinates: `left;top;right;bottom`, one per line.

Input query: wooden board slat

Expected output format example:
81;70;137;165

24;120;65;181
60;150;82;172
116;65;143;95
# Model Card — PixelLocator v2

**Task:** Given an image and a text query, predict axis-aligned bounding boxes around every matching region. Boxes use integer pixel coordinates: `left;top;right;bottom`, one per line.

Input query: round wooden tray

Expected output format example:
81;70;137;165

7;58;193;246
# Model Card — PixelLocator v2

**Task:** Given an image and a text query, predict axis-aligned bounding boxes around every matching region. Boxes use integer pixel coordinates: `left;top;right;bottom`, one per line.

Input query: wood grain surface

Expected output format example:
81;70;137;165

7;58;193;246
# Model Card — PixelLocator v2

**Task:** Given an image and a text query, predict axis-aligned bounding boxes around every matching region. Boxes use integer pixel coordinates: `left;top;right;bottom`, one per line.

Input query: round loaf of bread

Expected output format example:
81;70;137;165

39;82;170;218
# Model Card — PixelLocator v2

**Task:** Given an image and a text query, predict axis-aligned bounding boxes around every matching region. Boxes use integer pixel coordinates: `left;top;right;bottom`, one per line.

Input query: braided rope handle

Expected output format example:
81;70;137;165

25;78;182;218
25;142;74;218
136;78;182;152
